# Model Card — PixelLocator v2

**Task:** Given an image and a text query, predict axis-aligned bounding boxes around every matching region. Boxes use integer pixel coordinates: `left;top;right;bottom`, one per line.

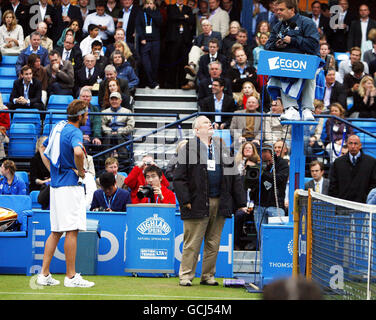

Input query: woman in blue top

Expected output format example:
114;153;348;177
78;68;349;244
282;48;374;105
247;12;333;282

0;160;27;195
111;50;139;90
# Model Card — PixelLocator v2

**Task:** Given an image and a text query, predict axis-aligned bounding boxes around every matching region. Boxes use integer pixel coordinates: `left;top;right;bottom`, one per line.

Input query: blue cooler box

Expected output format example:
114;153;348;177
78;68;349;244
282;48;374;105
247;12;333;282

75;219;101;275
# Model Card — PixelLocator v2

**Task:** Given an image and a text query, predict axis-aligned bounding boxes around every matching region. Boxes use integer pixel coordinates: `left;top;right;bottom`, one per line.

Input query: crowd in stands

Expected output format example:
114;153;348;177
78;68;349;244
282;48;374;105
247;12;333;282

2;0;376;248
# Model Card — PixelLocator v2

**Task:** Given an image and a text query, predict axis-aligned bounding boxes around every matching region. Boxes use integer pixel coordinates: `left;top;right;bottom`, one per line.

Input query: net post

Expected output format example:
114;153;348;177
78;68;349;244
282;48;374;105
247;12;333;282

367;211;374;300
306;188;313;280
292;189;301;277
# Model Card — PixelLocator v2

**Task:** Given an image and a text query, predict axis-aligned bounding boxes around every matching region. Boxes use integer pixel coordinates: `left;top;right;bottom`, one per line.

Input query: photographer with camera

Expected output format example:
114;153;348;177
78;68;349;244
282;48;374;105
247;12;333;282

90;172;131;212
248;144;289;242
234;154;260;250
124;154;170;203
136;165;176;204
265;0;320;121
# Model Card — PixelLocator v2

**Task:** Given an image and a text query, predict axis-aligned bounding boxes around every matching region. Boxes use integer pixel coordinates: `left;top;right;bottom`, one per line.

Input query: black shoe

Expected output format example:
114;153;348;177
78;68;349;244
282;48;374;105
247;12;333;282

200;279;219;286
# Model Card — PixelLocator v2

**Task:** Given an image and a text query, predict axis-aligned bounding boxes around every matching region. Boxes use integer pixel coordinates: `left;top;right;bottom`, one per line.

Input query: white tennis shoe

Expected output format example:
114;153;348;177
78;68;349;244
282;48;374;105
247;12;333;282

280;107;300;121
64;273;95;288
301;108;315;121
36;273;60;286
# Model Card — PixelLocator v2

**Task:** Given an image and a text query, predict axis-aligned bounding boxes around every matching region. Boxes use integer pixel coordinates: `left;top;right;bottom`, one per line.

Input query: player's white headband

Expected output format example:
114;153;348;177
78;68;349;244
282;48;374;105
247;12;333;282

68;107;88;118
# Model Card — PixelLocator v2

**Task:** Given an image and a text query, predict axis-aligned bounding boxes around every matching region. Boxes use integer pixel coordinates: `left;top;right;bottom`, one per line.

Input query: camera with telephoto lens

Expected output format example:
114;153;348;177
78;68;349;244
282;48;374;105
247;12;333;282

137;184;155;202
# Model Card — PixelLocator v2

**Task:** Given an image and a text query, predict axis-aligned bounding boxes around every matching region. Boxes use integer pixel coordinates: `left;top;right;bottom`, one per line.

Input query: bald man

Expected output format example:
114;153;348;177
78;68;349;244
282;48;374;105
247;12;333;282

174;116;247;286
329;134;376;203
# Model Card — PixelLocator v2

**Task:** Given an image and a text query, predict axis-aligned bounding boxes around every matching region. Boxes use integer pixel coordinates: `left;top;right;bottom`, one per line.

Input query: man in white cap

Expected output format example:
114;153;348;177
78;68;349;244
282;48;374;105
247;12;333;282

101;91;135;157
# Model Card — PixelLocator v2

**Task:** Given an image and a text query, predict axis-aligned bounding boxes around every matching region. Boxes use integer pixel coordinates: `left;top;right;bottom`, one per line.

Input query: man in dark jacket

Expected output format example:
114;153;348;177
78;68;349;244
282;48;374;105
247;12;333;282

329;134;376;203
174;115;247;287
251;144;289;239
9;65;44;111
198;77;236;129
165;0;194;88
265;0;320;121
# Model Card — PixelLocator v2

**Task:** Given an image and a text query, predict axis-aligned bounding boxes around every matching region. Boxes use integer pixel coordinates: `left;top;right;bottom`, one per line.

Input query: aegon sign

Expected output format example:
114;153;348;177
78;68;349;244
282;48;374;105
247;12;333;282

268;56;307;71
258;50;323;80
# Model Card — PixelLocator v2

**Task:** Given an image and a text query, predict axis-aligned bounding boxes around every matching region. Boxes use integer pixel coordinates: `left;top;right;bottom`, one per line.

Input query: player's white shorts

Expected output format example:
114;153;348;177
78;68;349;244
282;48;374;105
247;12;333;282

50;186;87;232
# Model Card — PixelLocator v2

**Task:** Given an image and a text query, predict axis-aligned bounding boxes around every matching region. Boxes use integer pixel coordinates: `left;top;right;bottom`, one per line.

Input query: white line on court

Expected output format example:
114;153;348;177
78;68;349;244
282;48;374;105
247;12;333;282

0;291;257;300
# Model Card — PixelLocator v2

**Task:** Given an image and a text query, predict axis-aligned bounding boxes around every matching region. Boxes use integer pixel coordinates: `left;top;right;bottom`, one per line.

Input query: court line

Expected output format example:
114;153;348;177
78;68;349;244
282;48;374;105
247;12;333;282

0;291;258;300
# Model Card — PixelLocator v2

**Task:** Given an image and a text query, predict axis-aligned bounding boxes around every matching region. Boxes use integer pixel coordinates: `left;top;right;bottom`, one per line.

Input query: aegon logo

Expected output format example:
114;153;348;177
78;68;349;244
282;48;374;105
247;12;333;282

268;57;307;71
137;214;171;236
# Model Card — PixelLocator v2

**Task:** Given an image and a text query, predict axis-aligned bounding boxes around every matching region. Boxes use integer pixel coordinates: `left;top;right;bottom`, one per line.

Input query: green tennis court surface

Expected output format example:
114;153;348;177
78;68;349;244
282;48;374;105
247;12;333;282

0;275;261;300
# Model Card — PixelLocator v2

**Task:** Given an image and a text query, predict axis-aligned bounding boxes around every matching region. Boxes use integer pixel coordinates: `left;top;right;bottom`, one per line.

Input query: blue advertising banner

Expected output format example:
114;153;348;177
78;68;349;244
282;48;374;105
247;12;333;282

29;209;234;278
257;50;322;79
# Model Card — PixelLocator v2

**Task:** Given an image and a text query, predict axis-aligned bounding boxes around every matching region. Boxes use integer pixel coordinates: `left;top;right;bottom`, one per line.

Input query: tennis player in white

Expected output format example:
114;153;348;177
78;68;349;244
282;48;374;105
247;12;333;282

36;100;95;288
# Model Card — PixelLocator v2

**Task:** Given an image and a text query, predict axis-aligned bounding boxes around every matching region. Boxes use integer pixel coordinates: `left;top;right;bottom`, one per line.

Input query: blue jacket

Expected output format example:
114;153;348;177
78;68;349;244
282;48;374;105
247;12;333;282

0;175;27;195
116;62;139;89
15;46;50;75
265;13;320;56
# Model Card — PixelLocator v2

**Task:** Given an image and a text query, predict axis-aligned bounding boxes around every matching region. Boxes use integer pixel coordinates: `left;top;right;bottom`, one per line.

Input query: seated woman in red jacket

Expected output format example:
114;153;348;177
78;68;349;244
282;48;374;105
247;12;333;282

124;154;170;203
136;165;175;204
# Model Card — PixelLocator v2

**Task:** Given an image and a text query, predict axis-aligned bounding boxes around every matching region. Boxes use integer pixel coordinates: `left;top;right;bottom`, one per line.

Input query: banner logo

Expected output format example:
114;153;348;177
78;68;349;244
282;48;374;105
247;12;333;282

137;214;171;236
268;56;307;72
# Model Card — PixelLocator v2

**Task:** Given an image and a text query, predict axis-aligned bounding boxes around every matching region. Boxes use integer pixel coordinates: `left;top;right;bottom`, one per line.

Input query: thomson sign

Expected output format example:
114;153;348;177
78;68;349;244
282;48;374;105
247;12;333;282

258;50;322;80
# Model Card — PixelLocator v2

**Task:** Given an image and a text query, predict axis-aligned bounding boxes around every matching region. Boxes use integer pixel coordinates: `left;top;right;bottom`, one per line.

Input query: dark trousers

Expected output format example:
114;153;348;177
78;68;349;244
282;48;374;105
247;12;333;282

140;40;160;88
48;82;73;96
166;39;190;88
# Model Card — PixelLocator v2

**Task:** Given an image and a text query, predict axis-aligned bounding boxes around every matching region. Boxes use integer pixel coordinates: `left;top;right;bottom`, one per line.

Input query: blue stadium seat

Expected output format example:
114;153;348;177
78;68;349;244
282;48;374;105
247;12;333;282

0;55;18;67
8;123;37;157
0;67;17;80
42;122;53;136
0;79;15;93
29;190;41;209
44;111;67;125
2;93;10;105
47;94;74;110
12;109;41;134
15;171;29;194
9;123;37;137
0;195;34;275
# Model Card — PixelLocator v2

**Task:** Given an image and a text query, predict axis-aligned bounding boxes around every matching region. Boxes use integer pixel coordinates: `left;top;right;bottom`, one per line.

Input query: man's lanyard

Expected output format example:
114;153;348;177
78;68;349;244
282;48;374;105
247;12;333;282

103;188;119;210
144;12;152;26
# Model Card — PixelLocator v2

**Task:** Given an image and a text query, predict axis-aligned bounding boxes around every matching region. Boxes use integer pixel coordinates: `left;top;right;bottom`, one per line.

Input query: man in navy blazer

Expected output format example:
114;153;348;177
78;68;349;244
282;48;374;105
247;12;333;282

197;38;229;81
165;0;194;88
9;65;44;111
347;4;376;51
75;53;104;97
198;77;236;129
117;0;141;51
55;34;83;75
304;160;329;195
55;0;84;41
